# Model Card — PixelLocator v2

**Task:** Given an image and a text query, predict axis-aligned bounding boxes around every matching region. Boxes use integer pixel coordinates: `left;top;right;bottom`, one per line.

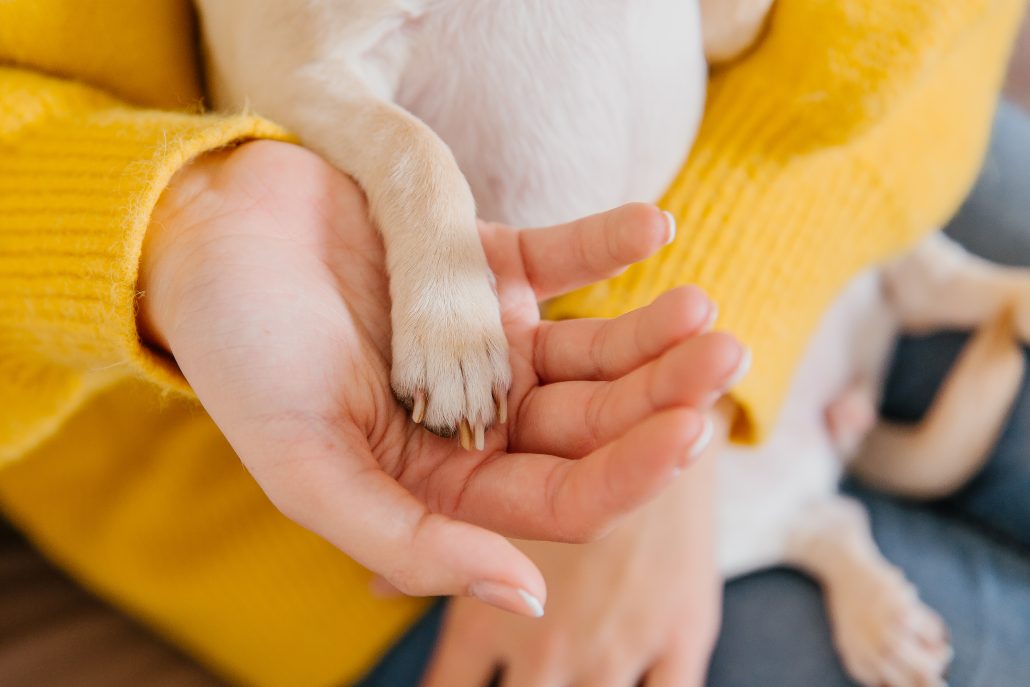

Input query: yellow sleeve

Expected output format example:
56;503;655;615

547;0;1028;443
0;67;293;463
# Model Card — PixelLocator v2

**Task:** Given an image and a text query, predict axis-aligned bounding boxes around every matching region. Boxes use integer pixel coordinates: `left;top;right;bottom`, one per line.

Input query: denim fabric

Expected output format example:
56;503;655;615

357;101;1030;687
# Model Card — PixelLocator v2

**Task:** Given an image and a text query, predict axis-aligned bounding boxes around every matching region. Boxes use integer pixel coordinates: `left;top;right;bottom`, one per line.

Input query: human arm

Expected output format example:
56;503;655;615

136;140;747;612
423;401;734;687
0;66;294;464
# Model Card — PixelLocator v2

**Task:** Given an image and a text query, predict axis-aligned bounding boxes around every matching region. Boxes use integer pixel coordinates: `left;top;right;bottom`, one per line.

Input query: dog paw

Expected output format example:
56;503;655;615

881;234;967;332
390;272;511;448
824;382;877;456
828;565;952;687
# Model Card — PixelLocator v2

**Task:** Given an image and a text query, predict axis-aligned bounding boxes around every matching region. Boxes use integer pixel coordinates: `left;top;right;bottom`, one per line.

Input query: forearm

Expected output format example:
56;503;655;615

0;67;291;462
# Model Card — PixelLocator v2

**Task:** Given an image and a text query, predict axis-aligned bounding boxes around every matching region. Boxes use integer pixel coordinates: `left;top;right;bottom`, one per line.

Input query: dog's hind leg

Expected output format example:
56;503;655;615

784;495;951;687
883;232;1030;342
849;306;1024;499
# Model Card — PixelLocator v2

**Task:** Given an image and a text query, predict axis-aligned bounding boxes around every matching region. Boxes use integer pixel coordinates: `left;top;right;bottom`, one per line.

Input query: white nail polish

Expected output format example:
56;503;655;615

662;210;677;245
701;303;719;332
725;348;752;390
702;391;722;407
687;415;715;461
469;581;545;618
517;589;545;618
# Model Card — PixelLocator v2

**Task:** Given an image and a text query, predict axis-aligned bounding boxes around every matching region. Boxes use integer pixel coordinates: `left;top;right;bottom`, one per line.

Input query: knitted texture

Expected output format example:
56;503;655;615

548;0;1028;441
0;0;1025;685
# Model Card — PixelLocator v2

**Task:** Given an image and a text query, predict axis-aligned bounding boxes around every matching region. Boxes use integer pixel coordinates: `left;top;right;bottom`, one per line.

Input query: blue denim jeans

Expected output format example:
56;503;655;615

358;101;1030;687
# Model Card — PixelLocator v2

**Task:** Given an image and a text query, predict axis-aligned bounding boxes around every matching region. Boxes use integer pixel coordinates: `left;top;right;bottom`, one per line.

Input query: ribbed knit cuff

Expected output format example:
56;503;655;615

546;0;1026;443
0;71;292;461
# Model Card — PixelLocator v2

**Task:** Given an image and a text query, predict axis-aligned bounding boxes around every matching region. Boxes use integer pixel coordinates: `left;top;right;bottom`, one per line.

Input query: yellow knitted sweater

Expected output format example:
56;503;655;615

0;1;1023;685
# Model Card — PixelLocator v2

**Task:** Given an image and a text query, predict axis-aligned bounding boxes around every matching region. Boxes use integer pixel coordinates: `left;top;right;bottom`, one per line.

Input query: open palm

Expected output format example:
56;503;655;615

141;142;745;613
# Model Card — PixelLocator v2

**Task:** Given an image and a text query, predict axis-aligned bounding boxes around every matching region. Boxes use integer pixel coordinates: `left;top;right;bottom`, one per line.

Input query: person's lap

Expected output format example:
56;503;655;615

5;105;1025;687
710;99;1030;687
359;101;1030;686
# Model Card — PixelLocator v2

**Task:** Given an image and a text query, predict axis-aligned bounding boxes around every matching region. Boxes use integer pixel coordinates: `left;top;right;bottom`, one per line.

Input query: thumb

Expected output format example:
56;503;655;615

256;440;546;617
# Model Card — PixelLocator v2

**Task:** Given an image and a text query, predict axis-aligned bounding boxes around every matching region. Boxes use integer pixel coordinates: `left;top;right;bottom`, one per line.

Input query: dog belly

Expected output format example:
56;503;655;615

717;270;897;578
718;429;842;578
395;0;707;227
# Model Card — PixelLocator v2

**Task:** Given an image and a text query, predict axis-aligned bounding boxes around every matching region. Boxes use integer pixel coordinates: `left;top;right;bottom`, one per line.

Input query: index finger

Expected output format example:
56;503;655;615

518;203;676;300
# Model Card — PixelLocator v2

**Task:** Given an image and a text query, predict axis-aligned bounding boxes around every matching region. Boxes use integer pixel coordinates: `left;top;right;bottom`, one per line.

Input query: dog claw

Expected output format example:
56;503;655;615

473;423;485;451
412;390;427;424
494;388;508;425
458;419;473;451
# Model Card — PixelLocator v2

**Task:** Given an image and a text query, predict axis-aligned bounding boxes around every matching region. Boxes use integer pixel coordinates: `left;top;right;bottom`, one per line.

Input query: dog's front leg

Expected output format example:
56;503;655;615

273;74;509;444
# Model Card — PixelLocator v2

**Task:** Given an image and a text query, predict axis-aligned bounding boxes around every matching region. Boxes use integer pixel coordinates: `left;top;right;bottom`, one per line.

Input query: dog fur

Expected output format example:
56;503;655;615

195;1;1026;683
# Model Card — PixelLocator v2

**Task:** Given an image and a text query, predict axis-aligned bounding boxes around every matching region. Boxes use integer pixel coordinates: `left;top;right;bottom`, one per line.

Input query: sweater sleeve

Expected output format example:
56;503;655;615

0;67;293;463
547;0;1028;443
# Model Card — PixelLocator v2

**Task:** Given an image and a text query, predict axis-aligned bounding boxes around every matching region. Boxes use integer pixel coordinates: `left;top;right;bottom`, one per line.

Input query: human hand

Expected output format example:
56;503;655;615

422;403;733;687
139;141;748;615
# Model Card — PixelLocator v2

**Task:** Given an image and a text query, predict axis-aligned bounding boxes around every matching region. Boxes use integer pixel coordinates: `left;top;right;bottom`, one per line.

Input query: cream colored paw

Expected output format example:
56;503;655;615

881;235;967;329
700;0;776;64
828;564;951;687
390;273;510;448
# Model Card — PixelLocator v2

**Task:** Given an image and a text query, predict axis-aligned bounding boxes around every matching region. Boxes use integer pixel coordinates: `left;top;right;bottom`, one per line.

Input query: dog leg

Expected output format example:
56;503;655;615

785;496;952;687
849;306;1024;499
825;380;879;457
883;232;1030;341
699;0;776;64
265;74;510;441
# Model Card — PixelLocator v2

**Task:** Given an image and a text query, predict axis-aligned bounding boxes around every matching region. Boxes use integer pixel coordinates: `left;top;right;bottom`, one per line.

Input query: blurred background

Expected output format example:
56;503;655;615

1010;15;1030;109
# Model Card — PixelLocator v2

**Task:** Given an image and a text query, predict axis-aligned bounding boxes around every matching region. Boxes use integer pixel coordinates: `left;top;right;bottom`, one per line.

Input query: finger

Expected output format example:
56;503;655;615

518;203;675;300
534;287;716;383
451;408;711;542
516;332;746;457
255;436;546;616
573;655;649;687
421;605;501;687
369;574;404;598
646;644;707;687
501;660;565;687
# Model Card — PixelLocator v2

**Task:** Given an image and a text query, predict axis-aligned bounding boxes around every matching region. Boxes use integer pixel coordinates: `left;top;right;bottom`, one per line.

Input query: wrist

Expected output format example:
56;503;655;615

137;146;240;353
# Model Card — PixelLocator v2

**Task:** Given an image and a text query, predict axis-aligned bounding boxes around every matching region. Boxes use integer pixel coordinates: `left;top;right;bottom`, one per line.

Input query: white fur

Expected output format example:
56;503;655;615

195;0;706;438
195;1;1024;683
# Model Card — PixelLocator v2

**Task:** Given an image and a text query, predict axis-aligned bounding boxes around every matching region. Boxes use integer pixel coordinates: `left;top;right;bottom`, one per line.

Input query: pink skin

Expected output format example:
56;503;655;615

139;141;748;615
423;404;735;687
825;383;878;456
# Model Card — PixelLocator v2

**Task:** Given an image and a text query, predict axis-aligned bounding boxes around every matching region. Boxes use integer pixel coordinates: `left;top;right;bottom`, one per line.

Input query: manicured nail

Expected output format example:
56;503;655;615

701;390;723;408
469;581;545;618
662;210;677;245
686;415;715;463
701;302;719;332
724;348;752;390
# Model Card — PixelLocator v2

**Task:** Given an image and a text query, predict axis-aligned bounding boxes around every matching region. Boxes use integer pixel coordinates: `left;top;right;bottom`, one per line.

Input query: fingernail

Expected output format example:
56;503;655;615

724;348;752;390
662;210;677;245
701;390;722;408
701;302;719;332
468;581;545;617
685;415;715;463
